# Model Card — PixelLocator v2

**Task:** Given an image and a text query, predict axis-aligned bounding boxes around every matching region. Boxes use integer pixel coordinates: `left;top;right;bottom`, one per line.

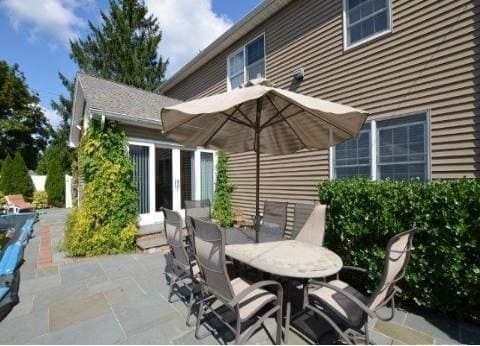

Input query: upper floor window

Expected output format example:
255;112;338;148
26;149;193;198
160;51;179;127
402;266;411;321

344;0;392;49
333;113;429;180
227;34;265;90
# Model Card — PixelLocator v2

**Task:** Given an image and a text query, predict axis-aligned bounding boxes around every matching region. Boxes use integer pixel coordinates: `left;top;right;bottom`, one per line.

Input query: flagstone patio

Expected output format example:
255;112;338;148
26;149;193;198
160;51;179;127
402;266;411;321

0;209;478;344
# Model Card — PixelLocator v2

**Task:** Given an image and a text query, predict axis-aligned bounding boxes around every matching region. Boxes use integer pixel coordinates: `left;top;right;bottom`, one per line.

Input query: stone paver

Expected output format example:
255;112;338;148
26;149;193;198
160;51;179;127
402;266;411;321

0;208;479;345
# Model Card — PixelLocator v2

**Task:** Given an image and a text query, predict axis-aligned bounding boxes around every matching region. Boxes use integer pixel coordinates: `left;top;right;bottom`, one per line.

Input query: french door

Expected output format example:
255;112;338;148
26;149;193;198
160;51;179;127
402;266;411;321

129;141;215;225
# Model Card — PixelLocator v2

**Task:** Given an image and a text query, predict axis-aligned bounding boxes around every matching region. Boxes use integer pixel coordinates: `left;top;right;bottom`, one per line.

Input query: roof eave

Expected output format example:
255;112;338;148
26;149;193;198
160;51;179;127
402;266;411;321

160;0;293;93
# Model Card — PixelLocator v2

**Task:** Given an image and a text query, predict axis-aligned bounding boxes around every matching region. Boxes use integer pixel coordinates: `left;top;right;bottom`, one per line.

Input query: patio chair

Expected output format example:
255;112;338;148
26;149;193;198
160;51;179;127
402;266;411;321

304;228;417;345
259;201;288;239
5;195;34;214
162;208;201;326
190;217;284;345
185;199;211;232
293;203;326;246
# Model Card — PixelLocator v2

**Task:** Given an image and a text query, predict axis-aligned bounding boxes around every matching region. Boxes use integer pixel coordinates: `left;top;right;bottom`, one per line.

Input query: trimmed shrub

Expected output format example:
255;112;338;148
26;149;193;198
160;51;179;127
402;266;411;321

32;191;48;209
318;178;480;321
64;120;138;256
45;158;65;207
0;153;34;199
212;151;235;227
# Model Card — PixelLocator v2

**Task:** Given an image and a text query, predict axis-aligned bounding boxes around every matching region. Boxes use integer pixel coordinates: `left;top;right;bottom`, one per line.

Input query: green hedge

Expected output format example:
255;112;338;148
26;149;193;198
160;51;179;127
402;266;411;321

45;158;65;207
318;178;480;321
0;153;34;199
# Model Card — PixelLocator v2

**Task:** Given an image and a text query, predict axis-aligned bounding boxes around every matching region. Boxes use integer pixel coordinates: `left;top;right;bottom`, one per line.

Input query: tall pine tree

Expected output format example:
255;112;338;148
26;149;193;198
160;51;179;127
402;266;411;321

70;0;168;91
48;0;169;174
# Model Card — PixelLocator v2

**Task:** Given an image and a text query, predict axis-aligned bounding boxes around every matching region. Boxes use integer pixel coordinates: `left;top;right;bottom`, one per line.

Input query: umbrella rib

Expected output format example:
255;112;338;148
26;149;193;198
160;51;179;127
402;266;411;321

260;103;293;130
233;106;256;127
161;112;205;135
274;93;355;137
265;94;309;149
263;109;303;129
221;111;253;128
203;112;235;147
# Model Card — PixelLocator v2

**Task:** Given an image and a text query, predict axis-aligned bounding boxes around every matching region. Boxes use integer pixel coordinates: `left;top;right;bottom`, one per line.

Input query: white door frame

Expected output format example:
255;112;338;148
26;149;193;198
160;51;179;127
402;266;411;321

129;138;217;226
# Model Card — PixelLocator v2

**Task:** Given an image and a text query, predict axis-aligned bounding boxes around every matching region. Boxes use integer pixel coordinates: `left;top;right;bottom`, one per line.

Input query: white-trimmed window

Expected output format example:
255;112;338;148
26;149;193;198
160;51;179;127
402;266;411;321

344;0;392;49
333;113;429;180
227;34;265;90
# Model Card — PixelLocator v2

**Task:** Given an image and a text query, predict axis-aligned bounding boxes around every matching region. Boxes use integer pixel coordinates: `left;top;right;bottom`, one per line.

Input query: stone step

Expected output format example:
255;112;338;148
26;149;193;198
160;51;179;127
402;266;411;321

136;232;168;253
137;223;164;237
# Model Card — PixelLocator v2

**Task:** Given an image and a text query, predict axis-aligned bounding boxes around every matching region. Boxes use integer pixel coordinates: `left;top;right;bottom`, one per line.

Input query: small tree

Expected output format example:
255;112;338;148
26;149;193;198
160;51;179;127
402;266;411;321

212;151;235;227
45;158;65;207
0;154;14;194
0;153;34;198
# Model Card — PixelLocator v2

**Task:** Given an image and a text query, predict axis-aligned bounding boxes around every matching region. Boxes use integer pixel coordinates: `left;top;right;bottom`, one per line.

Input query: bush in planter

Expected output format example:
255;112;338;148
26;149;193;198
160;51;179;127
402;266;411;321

32;191;48;209
64;120;138;256
45;158;65;207
212;151;235;227
318;178;480;321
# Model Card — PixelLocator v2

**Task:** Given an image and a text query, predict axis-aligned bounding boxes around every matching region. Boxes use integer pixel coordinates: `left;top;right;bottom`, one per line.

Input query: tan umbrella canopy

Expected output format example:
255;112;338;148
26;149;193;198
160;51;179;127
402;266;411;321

161;79;368;242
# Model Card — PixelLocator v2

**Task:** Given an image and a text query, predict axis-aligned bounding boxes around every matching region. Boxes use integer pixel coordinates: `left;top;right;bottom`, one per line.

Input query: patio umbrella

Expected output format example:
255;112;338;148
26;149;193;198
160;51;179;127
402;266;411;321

161;79;368;242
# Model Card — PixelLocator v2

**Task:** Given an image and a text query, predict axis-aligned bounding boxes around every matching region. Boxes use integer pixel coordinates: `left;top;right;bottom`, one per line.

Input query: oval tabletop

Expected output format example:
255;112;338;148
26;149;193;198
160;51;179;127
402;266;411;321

225;240;343;279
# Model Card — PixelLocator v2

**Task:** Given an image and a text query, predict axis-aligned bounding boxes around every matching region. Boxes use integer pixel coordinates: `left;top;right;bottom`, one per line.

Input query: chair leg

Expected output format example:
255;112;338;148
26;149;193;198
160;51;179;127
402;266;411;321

168;275;177;303
185;288;195;326
234;315;242;345
276;302;283;345
364;317;370;345
195;295;205;339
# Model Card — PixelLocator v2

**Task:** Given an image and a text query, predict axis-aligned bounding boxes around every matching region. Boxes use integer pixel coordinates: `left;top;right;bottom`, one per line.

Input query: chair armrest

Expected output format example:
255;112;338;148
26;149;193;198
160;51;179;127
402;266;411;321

228;280;283;308
309;281;376;319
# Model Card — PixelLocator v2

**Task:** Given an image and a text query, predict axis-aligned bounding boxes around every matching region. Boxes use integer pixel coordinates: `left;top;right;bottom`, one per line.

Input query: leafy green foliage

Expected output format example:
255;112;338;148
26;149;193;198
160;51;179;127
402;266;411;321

45;158;65;207
0;60;52;170
70;0;168;91
37;143;72;175
65;120;138;256
0;153;34;199
212;151;235;227
32;191;48;209
0;154;14;195
318;178;480;321
0;192;6;206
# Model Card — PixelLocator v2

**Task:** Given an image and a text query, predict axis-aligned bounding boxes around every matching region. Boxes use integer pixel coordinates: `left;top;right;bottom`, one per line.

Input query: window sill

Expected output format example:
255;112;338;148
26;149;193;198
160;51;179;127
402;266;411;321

343;29;393;53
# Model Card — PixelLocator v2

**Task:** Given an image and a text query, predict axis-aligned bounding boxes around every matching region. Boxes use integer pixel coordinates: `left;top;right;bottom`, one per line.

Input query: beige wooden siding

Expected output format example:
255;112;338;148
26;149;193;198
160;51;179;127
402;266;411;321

164;0;480;222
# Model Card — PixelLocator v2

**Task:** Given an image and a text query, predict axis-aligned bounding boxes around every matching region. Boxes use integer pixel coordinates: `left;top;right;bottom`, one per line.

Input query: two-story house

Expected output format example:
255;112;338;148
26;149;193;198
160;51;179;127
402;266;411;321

70;0;479;228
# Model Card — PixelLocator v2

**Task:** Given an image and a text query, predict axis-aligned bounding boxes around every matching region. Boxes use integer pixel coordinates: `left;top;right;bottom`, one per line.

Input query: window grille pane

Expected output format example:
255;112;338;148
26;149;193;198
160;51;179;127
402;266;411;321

378;114;427;180
246;37;265;65
129;145;149;214
335;128;371;179
230;73;244;90
229;51;244;76
247;60;265;80
347;0;390;46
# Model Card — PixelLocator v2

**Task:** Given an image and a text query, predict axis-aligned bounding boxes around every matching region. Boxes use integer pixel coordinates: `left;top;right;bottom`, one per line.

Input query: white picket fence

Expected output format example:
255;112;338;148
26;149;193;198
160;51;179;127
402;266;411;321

28;174;73;208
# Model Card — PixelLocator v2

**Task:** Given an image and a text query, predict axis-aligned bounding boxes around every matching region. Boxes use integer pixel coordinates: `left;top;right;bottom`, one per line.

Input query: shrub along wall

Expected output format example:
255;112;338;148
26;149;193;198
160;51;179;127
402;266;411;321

318;178;480;321
64;120;138;256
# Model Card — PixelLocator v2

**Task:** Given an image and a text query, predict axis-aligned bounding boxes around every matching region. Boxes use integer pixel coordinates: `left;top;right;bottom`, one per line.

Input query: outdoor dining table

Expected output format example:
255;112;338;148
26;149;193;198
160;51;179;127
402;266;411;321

225;240;343;343
224;226;283;244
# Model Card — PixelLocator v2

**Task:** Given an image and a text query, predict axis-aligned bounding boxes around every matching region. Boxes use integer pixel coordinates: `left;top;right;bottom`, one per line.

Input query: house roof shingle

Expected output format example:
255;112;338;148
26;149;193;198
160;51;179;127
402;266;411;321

77;73;181;126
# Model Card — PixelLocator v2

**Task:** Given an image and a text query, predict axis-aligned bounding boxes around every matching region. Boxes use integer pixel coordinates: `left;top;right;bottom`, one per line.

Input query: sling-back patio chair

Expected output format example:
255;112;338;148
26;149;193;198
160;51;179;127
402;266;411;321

293;203;326;247
5;195;34;214
185;200;211;237
162;208;201;326
304;228;417;345
259;201;288;239
190;217;284;345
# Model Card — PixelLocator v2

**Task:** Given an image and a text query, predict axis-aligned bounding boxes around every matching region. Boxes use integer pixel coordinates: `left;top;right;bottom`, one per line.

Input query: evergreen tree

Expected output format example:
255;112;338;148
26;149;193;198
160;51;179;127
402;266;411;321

0;61;52;169
212;151;235;227
9;153;34;198
0;154;13;194
45;157;65;207
70;0;168;91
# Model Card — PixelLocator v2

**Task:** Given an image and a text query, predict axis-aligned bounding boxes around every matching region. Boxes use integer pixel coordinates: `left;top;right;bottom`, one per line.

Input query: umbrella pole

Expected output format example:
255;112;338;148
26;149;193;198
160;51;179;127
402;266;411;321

255;98;262;244
255;132;260;243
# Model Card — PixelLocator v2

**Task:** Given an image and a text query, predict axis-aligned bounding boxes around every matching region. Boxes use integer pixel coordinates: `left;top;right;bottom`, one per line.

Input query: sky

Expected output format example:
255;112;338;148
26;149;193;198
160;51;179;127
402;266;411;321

0;0;262;129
